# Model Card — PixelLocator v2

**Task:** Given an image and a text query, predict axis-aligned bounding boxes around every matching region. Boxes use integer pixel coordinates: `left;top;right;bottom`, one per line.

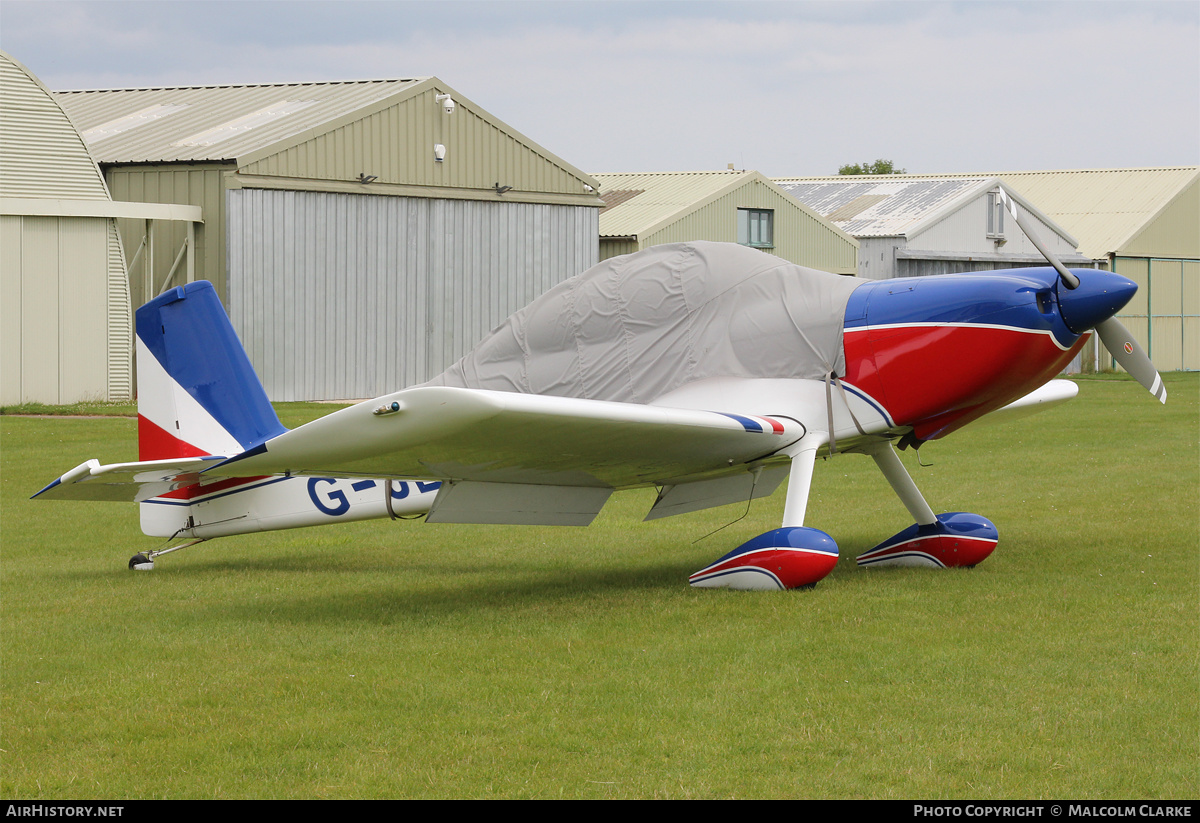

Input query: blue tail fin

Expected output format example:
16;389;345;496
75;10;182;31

135;282;286;460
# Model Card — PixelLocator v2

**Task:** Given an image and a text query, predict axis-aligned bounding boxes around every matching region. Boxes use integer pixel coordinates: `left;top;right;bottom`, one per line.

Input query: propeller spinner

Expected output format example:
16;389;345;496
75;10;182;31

997;187;1166;404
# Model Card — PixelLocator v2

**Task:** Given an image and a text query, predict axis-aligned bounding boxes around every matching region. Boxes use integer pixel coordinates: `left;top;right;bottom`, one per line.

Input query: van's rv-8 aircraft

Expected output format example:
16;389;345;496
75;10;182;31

34;192;1166;590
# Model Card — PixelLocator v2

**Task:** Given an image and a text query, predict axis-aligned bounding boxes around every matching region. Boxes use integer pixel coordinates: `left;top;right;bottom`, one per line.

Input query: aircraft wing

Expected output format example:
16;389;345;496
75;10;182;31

202;386;813;526
211;386;806;488
34;387;810;524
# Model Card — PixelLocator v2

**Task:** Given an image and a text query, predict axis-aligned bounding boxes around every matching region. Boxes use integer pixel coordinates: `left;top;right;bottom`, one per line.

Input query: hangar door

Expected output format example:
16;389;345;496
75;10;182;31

1113;256;1199;372
226;188;598;401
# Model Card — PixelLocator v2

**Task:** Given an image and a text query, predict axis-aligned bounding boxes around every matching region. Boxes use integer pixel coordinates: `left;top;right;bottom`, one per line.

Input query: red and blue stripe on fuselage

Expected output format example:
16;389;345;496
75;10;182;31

841;268;1091;441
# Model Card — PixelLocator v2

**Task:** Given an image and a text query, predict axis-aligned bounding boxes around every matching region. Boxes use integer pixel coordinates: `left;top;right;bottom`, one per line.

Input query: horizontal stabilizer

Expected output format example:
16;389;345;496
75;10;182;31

32;455;230;502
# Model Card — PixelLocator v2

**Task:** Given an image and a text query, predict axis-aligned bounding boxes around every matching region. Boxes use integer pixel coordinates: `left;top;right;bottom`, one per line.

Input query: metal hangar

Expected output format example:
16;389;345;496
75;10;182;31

54;77;604;400
592;169;858;275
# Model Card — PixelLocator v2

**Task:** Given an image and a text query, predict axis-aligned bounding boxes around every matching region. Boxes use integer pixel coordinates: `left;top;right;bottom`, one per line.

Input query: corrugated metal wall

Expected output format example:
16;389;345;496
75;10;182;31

227;188;598;400
0;54;110;201
239;87;593;197
0;51;133;404
1109;178;1199;371
598;238;639;261
1120;176;1199;260
912;194;1081;260
859;195;1085;280
1114;257;1200;371
1;216;131;403
106;164;226;307
895;258;1054;278
104;219;133;398
600;177;864;273
856;238;903;280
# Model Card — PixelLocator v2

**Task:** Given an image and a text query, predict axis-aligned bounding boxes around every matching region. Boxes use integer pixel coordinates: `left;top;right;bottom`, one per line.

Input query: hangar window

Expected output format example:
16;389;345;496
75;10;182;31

986;191;1005;239
738;208;774;249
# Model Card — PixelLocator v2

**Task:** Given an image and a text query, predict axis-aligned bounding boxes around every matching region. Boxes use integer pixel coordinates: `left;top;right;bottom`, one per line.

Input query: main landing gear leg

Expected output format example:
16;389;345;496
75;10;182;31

856;442;997;569
689;434;839;591
129;538;206;571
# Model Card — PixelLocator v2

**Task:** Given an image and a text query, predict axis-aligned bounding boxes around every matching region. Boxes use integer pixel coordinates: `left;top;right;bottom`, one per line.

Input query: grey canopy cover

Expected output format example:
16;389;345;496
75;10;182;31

423;242;864;404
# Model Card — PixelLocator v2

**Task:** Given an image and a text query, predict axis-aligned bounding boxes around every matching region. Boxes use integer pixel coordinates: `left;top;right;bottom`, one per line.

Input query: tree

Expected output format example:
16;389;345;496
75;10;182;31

838;159;906;175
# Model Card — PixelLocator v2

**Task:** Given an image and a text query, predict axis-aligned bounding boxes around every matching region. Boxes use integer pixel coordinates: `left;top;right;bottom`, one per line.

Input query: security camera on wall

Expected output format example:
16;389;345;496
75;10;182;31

436;93;455;114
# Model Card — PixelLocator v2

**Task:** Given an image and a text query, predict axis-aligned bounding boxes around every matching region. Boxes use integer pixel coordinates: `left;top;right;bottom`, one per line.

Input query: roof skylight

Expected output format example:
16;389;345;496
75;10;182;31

81;103;189;143
173;100;318;148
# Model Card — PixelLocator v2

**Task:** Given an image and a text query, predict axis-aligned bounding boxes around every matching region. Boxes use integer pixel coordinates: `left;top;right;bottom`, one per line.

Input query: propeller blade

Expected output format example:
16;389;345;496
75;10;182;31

995;185;1165;404
1096;317;1167;404
995;187;1080;289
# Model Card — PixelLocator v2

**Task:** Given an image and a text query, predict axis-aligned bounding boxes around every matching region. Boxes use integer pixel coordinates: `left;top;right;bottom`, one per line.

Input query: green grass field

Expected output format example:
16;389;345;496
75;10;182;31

2;374;1196;799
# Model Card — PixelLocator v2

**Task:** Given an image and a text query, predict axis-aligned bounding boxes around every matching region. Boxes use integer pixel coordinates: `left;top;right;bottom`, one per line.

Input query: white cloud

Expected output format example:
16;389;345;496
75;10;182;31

3;0;1195;174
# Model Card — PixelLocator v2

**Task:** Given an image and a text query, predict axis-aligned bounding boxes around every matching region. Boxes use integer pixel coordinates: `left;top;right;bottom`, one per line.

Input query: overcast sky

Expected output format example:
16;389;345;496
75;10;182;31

3;0;1197;177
